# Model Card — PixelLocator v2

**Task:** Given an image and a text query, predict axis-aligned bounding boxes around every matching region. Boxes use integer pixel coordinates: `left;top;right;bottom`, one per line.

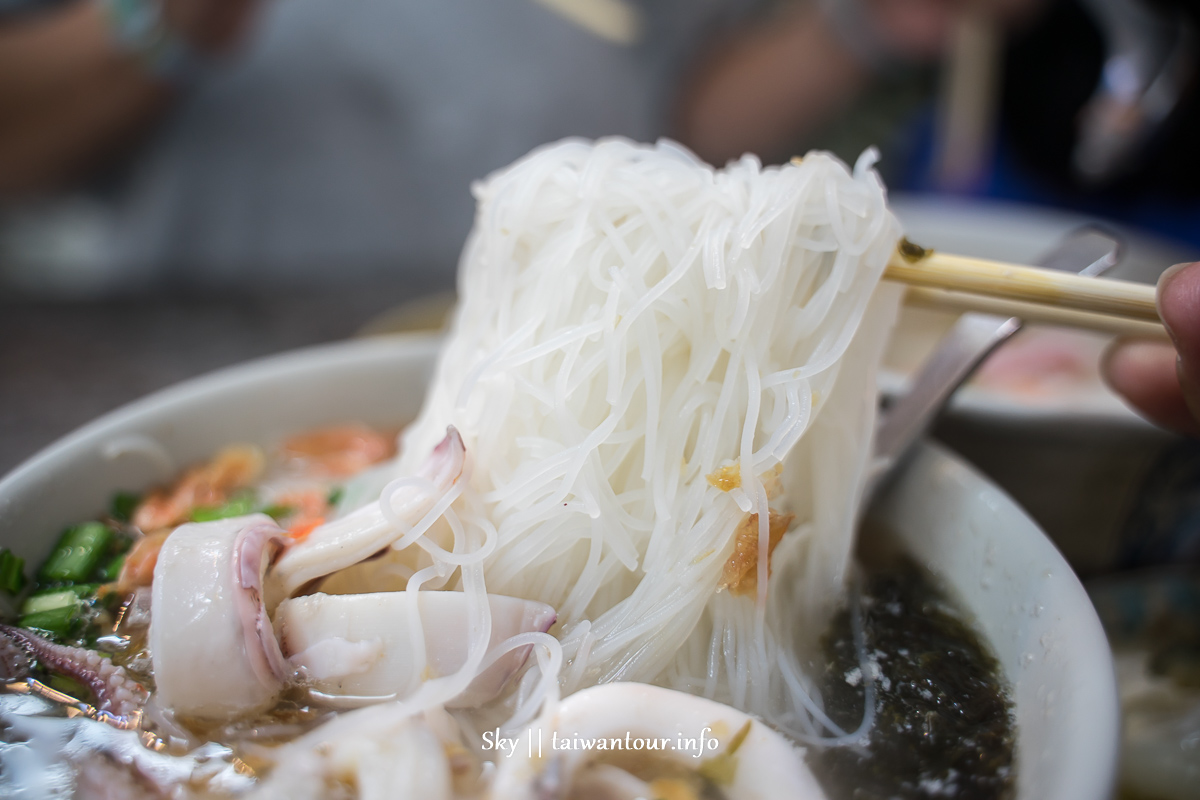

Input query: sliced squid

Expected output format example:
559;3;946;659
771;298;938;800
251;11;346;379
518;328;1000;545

267;427;466;602
150;514;289;720
275;591;556;708
246;704;454;800
491;683;827;800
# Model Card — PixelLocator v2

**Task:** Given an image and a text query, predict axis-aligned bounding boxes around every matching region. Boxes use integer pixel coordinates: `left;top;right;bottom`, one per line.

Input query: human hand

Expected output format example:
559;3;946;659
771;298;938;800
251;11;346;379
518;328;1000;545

1103;262;1200;436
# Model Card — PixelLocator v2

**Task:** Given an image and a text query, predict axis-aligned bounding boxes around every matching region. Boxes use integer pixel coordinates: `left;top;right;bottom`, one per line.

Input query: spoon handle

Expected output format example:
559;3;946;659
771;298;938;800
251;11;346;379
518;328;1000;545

863;226;1123;509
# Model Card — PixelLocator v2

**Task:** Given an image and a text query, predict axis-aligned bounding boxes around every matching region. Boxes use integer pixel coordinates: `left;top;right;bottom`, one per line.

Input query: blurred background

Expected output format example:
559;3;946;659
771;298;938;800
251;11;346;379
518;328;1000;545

2;0;1198;475
4;0;1199;544
2;0;1200;794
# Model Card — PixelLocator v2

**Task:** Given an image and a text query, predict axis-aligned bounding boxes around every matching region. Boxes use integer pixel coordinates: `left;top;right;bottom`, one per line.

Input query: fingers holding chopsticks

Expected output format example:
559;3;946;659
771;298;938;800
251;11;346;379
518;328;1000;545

1104;262;1200;436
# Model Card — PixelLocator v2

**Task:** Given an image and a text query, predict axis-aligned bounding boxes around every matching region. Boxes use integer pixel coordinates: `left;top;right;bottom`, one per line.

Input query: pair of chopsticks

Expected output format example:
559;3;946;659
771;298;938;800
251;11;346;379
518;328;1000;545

884;243;1168;340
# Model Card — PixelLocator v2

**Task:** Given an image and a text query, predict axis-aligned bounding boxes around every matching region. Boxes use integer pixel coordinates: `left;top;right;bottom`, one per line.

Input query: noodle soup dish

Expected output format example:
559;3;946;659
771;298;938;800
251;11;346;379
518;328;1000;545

0;335;1118;799
0;140;1118;799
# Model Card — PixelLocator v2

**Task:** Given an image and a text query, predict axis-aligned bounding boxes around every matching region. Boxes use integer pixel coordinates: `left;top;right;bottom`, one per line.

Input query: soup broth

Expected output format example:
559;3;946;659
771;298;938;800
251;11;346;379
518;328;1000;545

809;555;1016;800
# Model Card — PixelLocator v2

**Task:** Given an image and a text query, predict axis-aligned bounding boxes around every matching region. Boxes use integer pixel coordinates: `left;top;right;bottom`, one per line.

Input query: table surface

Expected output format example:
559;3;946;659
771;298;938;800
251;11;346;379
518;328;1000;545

0;285;441;478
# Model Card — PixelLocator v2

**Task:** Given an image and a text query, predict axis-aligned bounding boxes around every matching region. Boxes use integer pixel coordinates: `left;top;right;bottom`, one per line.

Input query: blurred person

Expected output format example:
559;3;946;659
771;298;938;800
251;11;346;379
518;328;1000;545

676;0;1047;170
3;0;1195;296
1105;261;1200;436
991;0;1200;246
0;0;750;293
0;0;256;194
677;0;1200;247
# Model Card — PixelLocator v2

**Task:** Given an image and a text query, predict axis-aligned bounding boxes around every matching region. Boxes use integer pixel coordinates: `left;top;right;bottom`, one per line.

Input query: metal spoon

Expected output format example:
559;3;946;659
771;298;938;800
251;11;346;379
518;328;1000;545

862;226;1123;509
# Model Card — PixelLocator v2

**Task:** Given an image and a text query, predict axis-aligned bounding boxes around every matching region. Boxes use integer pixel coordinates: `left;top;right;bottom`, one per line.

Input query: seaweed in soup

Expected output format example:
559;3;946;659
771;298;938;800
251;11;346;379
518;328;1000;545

808;559;1016;800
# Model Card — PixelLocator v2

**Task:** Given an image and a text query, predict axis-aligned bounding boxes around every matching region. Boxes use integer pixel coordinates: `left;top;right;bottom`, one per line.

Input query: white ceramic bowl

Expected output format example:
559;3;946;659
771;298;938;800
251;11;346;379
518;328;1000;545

0;333;1119;799
865;447;1120;800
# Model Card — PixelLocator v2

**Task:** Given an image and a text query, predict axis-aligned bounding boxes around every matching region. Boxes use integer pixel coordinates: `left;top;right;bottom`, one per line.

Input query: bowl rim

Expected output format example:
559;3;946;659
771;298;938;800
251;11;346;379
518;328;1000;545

869;439;1121;800
0;332;443;499
0;333;1120;798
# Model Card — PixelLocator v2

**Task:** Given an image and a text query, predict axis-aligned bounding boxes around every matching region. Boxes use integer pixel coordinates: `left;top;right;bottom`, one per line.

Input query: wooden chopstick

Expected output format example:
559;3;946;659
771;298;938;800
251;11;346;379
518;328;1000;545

883;246;1160;323
903;286;1169;340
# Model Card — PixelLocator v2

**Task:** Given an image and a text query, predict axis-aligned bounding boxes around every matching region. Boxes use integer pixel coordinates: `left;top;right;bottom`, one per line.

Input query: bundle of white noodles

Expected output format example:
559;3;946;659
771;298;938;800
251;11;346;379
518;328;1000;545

397;138;902;736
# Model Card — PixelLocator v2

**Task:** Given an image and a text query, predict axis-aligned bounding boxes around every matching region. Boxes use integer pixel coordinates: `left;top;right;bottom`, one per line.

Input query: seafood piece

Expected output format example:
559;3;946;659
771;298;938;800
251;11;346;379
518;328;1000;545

133;445;264;532
491;683;827;800
264;488;331;541
720;510;793;597
0;700;255;798
0;633;30;681
0;625;148;726
246;704;453;800
268;427;466;601
276;591;556;708
280;424;396;478
111;531;170;595
314;545;423;596
74;752;166;800
150;514;288;720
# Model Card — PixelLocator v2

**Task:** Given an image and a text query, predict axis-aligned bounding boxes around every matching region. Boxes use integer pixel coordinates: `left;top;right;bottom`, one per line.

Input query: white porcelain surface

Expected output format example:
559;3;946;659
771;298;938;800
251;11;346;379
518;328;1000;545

0;334;1119;798
0;334;440;564
868;444;1120;800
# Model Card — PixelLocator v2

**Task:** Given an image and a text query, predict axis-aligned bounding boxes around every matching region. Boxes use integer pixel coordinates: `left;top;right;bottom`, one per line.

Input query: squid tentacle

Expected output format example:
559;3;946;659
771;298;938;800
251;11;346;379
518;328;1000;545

0;624;147;724
269;426;467;600
151;513;292;720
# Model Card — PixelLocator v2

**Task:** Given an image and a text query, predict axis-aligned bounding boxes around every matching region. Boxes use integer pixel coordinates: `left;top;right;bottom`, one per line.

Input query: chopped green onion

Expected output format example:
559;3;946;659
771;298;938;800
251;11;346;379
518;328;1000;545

19;604;79;636
109;492;140;523
0;548;26;594
65;583;100;600
259;504;294;521
327;486;344;507
21;589;78;615
190;493;257;522
98;553;125;583
46;674;88;698
38;522;112;584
